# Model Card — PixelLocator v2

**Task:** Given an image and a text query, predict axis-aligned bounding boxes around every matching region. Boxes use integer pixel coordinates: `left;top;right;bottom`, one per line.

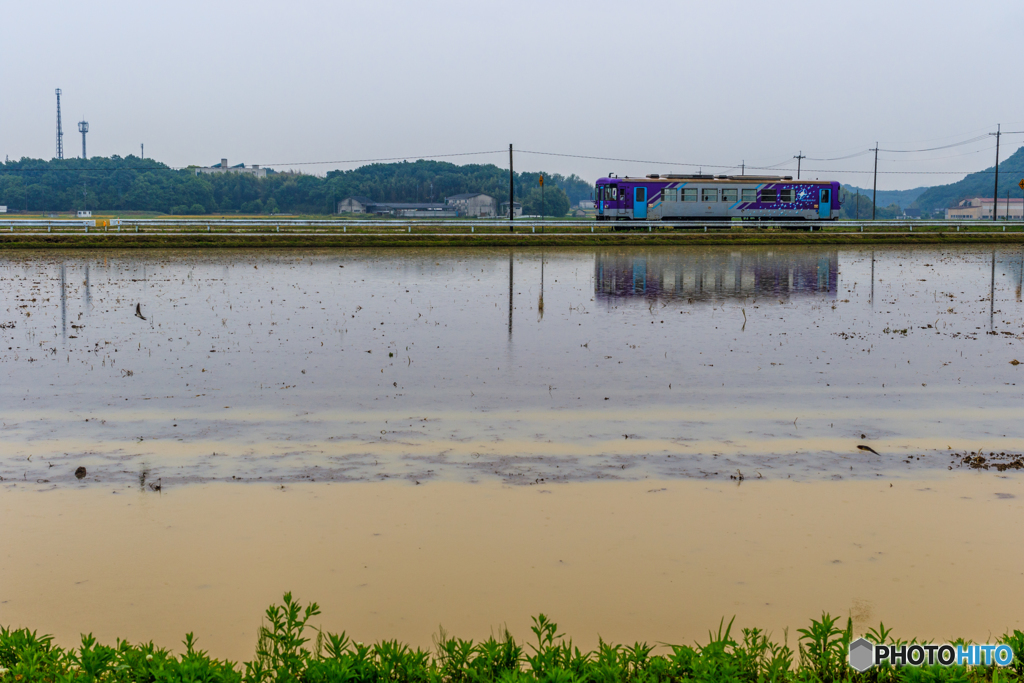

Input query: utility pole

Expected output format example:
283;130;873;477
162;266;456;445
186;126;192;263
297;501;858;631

871;143;879;220
741;161;745;176
508;144;514;231
856;190;860;220
540;174;544;220
793;151;805;180
990;124;1001;221
141;143;144;160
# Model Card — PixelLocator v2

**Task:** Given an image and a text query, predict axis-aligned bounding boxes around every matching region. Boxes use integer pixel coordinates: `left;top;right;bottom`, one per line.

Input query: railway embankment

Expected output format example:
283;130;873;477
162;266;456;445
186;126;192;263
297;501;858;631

3;229;1024;249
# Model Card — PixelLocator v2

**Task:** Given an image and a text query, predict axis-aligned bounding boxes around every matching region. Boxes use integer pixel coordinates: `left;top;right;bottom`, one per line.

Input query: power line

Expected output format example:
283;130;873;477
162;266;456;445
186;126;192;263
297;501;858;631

516;149;1011;174
868;144;997;162
0;148;509;173
805;150;872;161
259;150;507;167
1;141;1022;177
878;134;991;153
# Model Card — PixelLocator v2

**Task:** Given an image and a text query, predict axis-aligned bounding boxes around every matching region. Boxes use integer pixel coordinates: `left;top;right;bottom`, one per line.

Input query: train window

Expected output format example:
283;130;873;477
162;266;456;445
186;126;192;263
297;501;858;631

780;189;794;202
822;189;831;203
701;188;717;202
741;189;756;202
721;189;738;202
682;188;698;202
664;188;677;202
760;189;777;203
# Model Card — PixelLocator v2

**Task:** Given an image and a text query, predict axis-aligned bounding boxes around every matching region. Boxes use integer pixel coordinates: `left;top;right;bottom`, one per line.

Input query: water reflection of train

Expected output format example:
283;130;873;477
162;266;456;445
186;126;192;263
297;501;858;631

595;248;838;303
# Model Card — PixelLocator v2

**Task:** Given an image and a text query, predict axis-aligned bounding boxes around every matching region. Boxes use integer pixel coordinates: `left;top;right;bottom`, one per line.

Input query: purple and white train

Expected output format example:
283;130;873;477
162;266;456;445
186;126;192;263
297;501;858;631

595;174;840;222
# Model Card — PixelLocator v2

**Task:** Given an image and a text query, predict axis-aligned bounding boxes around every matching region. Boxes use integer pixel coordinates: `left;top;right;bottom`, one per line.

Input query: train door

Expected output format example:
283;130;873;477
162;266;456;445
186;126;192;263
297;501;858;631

597;186;604;217
819;188;831;219
633;187;647;219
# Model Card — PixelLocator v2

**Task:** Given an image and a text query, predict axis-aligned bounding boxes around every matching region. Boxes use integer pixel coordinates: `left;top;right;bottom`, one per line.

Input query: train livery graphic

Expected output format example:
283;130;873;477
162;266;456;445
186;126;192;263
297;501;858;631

595;174;841;222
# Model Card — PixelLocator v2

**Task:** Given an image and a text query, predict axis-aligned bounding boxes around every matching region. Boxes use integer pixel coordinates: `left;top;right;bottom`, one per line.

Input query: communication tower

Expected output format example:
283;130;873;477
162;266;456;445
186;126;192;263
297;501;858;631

79;120;89;159
55;89;64;160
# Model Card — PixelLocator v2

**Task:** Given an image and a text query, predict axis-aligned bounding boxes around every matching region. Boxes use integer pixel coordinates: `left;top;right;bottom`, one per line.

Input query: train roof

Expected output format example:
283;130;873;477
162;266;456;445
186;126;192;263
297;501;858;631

596;174;834;185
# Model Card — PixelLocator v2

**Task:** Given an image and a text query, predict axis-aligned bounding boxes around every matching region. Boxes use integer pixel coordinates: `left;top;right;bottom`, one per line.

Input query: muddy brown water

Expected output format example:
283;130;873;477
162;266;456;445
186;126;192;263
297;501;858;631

1;478;1021;662
1;245;1022;657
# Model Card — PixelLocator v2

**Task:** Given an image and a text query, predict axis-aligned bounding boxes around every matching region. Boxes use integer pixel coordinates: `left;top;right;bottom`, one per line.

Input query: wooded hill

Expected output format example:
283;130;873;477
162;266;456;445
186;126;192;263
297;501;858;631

912;145;1024;211
0;157;594;216
840;185;928;211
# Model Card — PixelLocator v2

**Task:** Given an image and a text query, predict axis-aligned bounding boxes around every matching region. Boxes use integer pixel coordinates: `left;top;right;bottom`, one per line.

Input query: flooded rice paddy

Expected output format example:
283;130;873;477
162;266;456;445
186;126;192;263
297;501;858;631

1;246;1022;485
1;245;1022;655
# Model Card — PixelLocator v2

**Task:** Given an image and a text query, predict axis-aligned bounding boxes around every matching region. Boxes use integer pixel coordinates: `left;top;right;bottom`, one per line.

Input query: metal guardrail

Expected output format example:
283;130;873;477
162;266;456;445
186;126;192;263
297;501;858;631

0;219;97;227
3;218;1024;233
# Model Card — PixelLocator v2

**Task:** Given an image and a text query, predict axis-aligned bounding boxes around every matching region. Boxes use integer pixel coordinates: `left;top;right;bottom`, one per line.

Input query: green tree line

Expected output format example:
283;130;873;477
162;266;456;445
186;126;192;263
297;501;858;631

838;187;907;219
0;157;593;216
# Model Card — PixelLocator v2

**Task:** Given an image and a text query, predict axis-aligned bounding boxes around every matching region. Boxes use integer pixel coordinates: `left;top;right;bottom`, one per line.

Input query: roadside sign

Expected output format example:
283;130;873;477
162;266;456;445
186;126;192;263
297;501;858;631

1018;179;1024;191
539;175;544;186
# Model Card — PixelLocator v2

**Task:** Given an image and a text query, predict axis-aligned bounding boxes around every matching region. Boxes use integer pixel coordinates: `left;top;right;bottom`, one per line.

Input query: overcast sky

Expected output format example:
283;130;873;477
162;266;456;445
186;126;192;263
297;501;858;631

4;0;1023;190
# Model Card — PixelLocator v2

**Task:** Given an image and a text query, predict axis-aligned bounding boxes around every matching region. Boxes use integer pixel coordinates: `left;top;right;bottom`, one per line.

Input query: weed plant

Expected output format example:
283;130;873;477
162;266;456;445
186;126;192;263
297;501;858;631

0;593;1020;682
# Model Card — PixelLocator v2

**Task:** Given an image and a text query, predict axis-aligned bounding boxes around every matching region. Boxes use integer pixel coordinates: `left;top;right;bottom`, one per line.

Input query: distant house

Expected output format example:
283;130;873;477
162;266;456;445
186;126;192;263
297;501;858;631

499;201;523;218
338;198;458;217
337;196;375;213
577;199;596;210
386;203;458;218
77;210;92;218
0;206;6;213
194;158;267;179
446;193;496;217
945;197;1024;220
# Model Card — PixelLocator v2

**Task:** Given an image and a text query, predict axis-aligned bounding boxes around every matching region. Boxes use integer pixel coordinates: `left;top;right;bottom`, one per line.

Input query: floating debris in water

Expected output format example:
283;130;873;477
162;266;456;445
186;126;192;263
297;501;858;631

956;451;1024;471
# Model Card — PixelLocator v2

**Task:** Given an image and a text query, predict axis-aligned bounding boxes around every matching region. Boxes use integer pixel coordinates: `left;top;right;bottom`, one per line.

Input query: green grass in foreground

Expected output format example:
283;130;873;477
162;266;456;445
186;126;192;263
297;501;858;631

1;594;1022;682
